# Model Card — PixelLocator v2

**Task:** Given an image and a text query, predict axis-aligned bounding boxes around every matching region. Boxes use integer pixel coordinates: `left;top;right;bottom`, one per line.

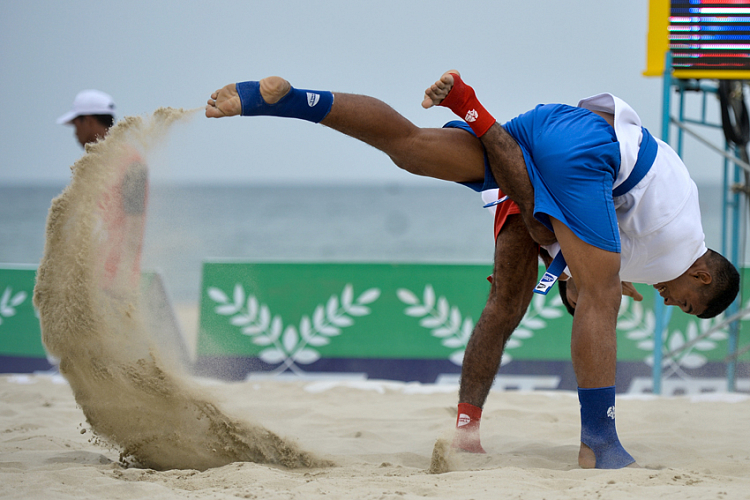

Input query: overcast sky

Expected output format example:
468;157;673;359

0;0;730;186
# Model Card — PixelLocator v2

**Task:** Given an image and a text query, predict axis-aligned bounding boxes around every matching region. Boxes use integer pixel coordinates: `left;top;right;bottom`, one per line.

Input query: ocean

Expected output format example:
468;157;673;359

0;182;729;304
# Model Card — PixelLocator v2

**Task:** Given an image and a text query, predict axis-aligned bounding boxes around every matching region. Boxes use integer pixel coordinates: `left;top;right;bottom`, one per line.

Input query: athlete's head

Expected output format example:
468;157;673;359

559;249;739;319
654;249;739;318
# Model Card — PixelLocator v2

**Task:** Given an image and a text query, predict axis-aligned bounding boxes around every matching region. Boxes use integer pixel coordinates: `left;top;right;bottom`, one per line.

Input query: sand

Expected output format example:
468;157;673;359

1;374;749;499
31;108;325;472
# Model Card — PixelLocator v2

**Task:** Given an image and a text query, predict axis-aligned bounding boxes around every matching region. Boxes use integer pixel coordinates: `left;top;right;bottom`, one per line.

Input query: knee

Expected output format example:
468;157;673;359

484;289;529;329
576;276;621;313
387;133;430;177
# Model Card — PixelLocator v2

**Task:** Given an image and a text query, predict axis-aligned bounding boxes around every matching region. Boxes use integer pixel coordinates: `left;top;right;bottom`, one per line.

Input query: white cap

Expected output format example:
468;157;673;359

56;89;116;125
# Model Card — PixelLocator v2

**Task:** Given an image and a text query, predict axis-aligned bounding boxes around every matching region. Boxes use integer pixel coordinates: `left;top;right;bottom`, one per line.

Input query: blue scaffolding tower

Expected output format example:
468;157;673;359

654;52;748;394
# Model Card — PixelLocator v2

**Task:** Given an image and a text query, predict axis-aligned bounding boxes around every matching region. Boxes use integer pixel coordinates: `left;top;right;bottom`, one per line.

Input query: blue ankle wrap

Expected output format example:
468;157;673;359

236;81;333;123
578;386;635;469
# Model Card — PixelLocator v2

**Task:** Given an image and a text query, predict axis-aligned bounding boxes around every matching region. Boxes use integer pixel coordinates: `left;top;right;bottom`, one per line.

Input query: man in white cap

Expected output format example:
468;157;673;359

57;89;116;147
57;89;148;290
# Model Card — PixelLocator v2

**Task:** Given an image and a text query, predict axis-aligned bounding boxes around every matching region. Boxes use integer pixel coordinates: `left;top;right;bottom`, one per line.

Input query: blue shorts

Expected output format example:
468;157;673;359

449;105;621;253
503;104;621;252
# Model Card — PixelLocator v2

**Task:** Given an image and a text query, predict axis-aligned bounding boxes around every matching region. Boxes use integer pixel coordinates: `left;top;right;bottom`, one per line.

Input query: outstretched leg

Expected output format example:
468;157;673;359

207;77;487;184
454;214;538;452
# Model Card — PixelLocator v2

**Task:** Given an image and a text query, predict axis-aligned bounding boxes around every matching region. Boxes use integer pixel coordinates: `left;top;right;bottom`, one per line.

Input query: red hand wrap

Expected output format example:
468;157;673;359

438;73;496;137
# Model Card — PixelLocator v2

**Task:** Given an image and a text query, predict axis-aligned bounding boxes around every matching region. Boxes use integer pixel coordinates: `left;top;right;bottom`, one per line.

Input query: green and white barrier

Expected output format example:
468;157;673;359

197;262;750;394
0;265;49;371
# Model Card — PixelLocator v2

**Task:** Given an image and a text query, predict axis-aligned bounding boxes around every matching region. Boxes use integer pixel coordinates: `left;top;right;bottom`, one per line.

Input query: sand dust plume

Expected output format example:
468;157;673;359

33;107;328;471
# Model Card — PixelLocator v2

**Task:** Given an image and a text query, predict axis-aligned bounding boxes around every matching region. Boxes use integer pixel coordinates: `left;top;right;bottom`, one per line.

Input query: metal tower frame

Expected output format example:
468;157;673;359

653;52;748;394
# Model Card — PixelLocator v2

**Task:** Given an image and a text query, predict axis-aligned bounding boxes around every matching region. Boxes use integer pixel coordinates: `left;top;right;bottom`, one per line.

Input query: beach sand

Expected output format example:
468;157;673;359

2;374;749;500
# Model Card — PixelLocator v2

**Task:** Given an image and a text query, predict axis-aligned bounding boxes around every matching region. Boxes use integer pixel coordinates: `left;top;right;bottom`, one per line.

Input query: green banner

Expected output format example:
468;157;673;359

0;265;45;358
0;267;187;369
199;263;495;362
198;262;750;375
5;260;748;379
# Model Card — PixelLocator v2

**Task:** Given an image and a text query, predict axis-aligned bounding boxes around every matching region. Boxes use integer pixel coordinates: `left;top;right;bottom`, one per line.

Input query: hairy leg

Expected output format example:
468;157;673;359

458;215;538;406
480;125;556;246
453;214;537;453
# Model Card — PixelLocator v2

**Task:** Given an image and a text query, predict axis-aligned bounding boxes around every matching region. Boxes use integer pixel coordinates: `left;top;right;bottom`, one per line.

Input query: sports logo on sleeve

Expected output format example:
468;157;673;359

307;92;321;107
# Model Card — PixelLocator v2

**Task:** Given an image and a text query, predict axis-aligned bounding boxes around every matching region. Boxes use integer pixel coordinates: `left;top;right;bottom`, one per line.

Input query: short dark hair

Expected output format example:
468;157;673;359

698;249;740;319
92;114;115;128
558;279;575;317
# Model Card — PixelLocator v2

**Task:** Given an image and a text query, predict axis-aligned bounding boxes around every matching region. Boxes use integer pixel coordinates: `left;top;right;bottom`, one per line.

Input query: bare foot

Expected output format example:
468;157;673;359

206;76;292;118
451;428;486;454
422;70;460;109
578;442;640;469
578;442;596;469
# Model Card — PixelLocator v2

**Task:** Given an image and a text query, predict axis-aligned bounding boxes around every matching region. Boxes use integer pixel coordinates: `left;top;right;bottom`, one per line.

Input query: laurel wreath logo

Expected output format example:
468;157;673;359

396;284;564;366
618;296;730;372
396;284;473;366
208;283;380;375
0;286;27;328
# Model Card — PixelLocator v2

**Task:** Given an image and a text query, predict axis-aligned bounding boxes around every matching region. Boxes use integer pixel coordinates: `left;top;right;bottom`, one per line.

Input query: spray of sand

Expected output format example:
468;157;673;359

33;108;329;471
428;435;461;474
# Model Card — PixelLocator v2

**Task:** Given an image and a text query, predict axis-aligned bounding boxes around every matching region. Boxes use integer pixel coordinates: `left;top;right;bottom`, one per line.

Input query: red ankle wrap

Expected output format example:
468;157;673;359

439;73;496;137
456;402;482;429
454;403;486;453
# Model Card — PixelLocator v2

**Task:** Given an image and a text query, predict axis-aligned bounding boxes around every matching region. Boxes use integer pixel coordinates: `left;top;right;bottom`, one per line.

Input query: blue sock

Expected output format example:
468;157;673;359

578;386;635;469
236;81;333;123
